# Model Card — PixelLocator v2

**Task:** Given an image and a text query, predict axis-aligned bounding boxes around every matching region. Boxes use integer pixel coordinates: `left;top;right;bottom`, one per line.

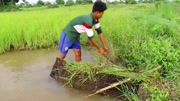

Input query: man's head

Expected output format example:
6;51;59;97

92;1;107;19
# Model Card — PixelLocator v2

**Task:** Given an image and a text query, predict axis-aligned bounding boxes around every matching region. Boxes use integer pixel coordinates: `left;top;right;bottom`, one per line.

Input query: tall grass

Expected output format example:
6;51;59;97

0;6;91;52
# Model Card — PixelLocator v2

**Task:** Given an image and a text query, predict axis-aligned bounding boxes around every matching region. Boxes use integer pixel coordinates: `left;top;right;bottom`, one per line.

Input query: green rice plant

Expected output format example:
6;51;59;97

155;2;175;19
136;4;147;9
144;84;169;101
98;67;146;81
59;70;77;88
0;30;6;53
166;68;180;100
101;4;180;78
145;15;178;37
0;5;90;52
66;61;96;81
115;84;140;101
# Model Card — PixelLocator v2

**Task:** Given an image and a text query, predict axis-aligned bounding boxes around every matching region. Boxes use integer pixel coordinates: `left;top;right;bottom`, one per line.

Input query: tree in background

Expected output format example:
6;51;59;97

76;0;83;4
56;0;64;5
65;0;74;6
0;0;20;12
125;0;137;4
138;0;143;3
45;1;51;6
37;0;44;6
24;1;29;5
0;0;19;6
0;0;4;6
84;0;93;3
45;1;59;8
174;0;180;3
76;0;93;4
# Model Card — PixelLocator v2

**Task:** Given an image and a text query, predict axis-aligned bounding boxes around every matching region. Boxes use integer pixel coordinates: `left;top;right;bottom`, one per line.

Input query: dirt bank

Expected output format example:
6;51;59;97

50;58;140;100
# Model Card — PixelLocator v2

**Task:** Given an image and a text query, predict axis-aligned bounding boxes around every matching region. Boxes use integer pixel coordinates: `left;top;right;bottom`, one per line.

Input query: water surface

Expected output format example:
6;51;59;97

0;49;112;101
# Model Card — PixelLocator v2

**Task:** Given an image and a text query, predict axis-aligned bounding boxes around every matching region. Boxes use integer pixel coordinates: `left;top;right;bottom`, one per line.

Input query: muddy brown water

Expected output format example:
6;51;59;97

0;49;112;101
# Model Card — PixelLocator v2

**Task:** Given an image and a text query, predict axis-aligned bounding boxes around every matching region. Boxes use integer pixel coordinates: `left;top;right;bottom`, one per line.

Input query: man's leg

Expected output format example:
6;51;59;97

71;38;81;62
59;53;66;60
58;32;70;60
73;49;81;62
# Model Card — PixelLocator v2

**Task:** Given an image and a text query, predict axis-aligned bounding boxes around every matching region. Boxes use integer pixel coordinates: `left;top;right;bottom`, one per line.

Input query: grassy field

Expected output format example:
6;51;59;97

0;2;180;100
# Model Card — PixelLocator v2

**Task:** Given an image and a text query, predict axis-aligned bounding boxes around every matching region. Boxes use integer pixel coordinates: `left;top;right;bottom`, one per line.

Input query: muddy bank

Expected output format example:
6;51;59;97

50;58;140;100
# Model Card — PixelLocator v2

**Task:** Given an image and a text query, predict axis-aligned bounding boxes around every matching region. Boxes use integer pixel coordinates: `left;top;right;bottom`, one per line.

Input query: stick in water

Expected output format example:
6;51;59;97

86;78;131;98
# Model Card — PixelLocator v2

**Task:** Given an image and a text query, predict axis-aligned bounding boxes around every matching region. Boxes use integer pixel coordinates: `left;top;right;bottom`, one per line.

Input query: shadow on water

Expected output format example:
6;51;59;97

0;48;112;101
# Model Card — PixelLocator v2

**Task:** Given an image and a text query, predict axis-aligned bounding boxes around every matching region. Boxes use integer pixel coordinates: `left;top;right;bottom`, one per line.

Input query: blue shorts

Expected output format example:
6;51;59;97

58;32;81;55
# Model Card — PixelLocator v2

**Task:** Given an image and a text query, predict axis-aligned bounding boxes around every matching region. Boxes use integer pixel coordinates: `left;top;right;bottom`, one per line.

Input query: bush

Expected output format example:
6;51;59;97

45;1;52;6
174;0;180;3
0;5;21;12
110;1;120;5
37;0;45;6
47;4;59;8
65;0;74;6
76;0;84;4
155;2;175;20
25;4;33;8
125;0;137;4
56;0;65;5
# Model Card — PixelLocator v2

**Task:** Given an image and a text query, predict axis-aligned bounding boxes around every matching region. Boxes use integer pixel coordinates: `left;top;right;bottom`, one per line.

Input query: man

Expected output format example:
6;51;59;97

58;1;109;62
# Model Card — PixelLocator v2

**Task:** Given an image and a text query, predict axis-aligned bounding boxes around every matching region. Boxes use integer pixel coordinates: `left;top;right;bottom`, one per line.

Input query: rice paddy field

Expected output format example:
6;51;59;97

0;2;180;100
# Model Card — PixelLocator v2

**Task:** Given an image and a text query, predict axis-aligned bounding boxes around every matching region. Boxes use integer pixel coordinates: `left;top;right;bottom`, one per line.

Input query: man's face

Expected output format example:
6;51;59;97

95;11;104;19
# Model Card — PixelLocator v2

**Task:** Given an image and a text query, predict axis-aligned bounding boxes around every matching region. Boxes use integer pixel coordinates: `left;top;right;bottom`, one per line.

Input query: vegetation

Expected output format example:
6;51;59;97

0;0;19;6
0;0;20;12
0;1;180;100
0;4;20;12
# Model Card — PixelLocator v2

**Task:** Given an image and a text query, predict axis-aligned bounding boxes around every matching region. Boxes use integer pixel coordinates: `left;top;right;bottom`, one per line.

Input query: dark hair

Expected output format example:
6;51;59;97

92;1;107;12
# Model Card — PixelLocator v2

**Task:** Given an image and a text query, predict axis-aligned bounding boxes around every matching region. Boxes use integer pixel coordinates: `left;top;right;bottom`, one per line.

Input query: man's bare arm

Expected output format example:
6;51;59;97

98;33;108;52
89;38;105;55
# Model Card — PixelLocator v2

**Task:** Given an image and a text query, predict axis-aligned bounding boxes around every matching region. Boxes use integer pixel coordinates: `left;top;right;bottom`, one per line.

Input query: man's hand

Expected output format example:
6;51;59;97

98;48;106;55
89;38;107;55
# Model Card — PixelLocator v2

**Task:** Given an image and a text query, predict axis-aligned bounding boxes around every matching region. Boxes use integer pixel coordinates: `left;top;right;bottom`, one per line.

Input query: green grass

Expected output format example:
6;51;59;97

0;5;91;52
1;3;180;100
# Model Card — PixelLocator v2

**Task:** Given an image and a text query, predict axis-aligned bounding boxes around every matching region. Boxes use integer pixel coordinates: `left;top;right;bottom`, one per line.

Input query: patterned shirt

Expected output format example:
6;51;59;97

63;13;103;43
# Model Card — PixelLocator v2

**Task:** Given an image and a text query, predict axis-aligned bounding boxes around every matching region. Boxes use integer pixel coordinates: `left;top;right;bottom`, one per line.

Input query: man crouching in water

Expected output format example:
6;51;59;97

58;1;109;62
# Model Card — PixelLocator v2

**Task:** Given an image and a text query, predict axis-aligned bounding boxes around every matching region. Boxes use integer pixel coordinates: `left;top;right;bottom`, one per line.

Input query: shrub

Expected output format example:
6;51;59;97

0;5;21;12
47;4;59;8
